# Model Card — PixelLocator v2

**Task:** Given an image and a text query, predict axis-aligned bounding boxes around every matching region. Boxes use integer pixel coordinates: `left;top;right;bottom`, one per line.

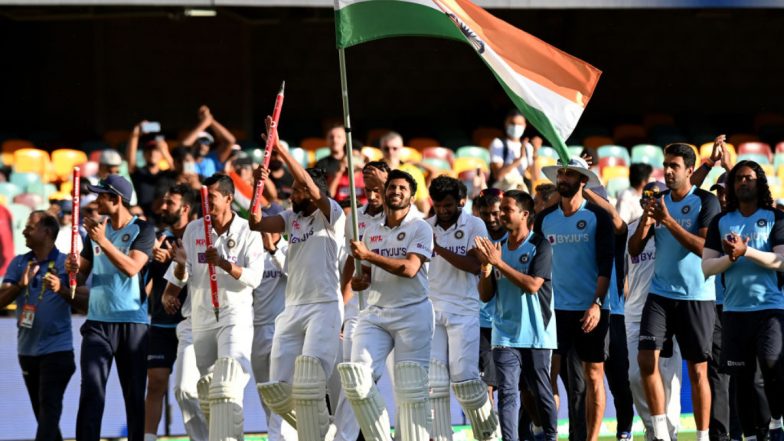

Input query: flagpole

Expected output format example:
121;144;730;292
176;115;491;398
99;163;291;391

338;47;365;311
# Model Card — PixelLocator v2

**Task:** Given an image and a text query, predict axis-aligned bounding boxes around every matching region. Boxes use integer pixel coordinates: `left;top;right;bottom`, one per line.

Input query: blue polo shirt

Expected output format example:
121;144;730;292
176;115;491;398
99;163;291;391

81;216;155;324
534;201;614;311
609;232;627;315
705;208;784;312
5;248;73;356
479;232;507;329
649;186;720;301
492;232;556;349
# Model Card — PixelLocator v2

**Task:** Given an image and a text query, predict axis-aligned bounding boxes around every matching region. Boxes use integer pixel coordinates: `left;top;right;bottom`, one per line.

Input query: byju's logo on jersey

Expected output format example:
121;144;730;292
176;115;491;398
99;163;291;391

546;233;589;244
757;219;767;227
576;220;587;230
681;205;691;214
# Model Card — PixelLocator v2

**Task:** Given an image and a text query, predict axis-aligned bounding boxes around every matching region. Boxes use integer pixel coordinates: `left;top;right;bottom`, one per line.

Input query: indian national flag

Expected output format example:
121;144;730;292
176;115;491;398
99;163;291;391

334;0;601;161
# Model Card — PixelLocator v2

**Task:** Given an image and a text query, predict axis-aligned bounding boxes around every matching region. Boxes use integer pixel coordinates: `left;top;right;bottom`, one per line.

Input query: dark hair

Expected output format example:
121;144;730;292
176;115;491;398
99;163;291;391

204;173;235;197
305;168;330;195
535;183;557;201
664;143;697;169
629;163;653;188
168;184;197;217
474;190;502;209
385;169;418;195
506;109;524;120
30;210;60;240
171;147;193;164
725;160;773;212
429;175;462;202
364;161;391;174
504;190;534;213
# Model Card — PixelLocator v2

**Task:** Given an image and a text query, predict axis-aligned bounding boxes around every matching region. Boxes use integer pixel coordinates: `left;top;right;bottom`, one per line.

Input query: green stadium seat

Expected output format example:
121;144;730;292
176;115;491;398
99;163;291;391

8;202;31;255
10;172;40;192
737;153;770;165
537;146;560;160
606;177;631;199
455;146;491;165
0;182;22;200
421;158;451;171
567;146;585;158
314;147;331;162
289;147;311;168
596;145;631;164
631;144;664;169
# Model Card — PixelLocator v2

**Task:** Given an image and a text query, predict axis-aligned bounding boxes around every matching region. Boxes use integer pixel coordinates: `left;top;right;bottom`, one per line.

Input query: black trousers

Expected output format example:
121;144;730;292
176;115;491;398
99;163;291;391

76;321;148;441
709;305;731;441
19;350;76;441
560;346;587;441
606;314;634;435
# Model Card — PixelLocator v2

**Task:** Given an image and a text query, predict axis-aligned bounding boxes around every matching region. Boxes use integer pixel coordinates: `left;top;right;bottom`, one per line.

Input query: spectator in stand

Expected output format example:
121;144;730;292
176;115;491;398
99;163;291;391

98;149;123;179
489;109;541;192
0;203;14;276
170;147;203;190
315;124;367;207
379;131;432;215
181;105;237;176
617;163;653;224
0;211;88;441
128;126;177;218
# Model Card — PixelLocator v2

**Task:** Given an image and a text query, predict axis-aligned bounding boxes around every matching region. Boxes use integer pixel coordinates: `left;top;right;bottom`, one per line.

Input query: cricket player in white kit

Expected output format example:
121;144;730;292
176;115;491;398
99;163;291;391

338;169;435;441
335;161;389;441
251;130;345;441
426;176;499;441
162;173;265;440
251;204;292;441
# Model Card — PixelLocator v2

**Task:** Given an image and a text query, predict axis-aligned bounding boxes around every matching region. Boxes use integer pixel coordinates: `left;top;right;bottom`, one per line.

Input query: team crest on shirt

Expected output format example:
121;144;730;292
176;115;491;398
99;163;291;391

576;220;587;230
397;232;406;241
94;245;101;255
682;205;691;214
227;238;236;249
519;253;530;263
455;230;464;239
757;219;767;227
121;234;130;242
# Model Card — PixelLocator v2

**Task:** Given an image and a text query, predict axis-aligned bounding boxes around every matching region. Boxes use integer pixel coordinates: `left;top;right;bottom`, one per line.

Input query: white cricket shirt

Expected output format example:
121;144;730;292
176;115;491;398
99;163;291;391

253;238;288;326
362;208;433;308
625;218;656;322
426;212;488;316
280;198;345;306
344;205;385;319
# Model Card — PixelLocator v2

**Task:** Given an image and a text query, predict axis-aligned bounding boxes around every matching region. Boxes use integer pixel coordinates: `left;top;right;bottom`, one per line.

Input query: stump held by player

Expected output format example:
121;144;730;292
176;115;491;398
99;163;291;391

250;81;285;214
200;185;220;321
69;166;80;298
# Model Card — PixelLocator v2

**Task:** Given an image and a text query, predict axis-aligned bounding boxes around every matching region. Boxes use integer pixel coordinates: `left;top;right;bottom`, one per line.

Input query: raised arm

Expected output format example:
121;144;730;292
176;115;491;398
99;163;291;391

181;105;214;147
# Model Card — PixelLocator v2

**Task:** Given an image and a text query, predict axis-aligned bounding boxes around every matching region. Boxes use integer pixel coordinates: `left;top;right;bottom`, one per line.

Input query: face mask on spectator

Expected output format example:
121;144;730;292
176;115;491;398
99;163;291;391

183;161;198;174
506;124;525;139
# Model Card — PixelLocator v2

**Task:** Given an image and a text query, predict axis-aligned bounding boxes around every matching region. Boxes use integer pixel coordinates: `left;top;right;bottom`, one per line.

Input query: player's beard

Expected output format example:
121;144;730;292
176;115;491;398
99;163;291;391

160;210;180;227
557;181;580;198
736;185;757;203
292;199;309;214
386;194;411;211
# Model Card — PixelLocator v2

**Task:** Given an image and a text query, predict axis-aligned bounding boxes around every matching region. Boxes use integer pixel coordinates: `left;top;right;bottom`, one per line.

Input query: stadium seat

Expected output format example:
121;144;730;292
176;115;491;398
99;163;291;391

537;146;560;160
613;124;647;146
422;147;455;166
536;157;558;169
606;177;631;198
774;154;784;171
583;136;614;151
80;161;99;178
0;182;22;200
8;202;32;255
598;156;628;169
0;152;12;166
361;146;384;162
651;167;665;182
27;182;57;200
472;127;503;147
300;137;327;151
289;147;312;168
51;149;88;182
13;148;51;178
456;146;491;165
399;147;423;164
596;145;631;164
762;163;775;178
14;193;45;210
422;158;451;172
737;153;770;165
10;172;40;192
1;138;35;153
103;130;131;148
408;137;440;151
737;142;773;161
314;147;331;163
453;157;490;176
398;163;429;202
698;142;737;164
601;165;629;182
631;144;664;168
567;145;585;158
700;167;726;191
728;133;759;147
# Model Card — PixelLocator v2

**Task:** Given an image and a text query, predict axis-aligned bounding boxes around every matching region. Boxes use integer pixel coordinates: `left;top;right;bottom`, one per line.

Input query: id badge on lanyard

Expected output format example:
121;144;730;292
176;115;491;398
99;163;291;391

19;260;56;329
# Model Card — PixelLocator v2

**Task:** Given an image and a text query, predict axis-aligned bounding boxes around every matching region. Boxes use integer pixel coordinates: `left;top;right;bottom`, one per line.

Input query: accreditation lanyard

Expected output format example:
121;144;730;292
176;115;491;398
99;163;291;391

19;260;56;329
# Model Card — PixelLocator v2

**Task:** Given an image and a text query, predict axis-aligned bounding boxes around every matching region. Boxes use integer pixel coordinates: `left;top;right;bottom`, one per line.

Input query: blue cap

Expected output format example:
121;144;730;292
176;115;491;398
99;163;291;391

87;174;134;204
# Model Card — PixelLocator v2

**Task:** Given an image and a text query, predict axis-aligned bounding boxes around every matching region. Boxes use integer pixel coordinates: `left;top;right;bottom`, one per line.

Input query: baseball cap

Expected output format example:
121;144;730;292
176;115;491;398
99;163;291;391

710;172;727;192
99;149;123;167
195;131;214;145
87;174;134;204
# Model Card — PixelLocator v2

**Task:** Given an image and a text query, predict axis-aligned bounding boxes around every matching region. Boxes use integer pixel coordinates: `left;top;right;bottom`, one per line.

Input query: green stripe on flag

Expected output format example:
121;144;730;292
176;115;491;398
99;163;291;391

335;0;464;48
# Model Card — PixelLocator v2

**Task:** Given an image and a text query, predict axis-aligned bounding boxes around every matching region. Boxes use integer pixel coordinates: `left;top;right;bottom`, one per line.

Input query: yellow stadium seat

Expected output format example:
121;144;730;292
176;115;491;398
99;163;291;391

453;157;489;175
398;163;429;203
2;138;35;153
300;137;327;151
536;157;557;169
361;146;384;162
601;165;630;182
399;147;422;164
408;137;440;151
51;149;88;182
762;164;774;178
13;148;51;179
699;142;737;163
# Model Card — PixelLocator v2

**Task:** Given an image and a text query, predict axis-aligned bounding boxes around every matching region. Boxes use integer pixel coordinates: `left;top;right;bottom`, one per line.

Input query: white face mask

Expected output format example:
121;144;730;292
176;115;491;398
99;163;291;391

183;161;198;175
506;124;525;139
